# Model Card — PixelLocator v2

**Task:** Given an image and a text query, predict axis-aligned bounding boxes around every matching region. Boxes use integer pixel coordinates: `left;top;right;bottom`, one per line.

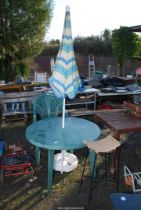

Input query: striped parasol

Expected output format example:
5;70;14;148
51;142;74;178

49;5;81;128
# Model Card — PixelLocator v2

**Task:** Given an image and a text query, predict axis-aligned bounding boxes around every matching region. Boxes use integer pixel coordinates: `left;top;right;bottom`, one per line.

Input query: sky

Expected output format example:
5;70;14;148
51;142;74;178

45;0;141;41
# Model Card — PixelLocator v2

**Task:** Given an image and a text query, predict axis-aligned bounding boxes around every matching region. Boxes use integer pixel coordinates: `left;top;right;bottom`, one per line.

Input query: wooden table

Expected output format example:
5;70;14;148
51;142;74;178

94;109;141;140
0;84;25;92
0;82;49;92
94;109;141;183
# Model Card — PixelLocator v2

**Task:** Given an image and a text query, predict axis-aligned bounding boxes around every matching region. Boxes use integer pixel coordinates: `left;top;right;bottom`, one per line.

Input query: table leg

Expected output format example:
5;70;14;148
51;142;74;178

89;150;96;177
35;146;41;166
112;132;121;189
114;131;120;141
48;150;55;193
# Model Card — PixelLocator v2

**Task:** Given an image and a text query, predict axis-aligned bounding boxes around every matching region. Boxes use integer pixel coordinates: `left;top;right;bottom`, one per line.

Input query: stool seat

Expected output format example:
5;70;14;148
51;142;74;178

84;135;120;153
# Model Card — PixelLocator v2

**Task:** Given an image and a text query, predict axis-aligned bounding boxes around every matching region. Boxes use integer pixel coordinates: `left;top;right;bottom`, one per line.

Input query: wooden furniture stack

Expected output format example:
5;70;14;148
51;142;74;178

123;101;141;118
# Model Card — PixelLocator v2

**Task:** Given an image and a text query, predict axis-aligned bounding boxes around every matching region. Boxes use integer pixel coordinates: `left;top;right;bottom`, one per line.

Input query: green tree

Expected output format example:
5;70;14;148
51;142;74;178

134;36;141;57
101;29;112;42
0;0;54;82
112;26;138;76
73;30;112;56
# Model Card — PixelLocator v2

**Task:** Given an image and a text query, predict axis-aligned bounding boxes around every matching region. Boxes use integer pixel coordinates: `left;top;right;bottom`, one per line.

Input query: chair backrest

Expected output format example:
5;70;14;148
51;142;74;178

34;72;47;83
33;92;63;121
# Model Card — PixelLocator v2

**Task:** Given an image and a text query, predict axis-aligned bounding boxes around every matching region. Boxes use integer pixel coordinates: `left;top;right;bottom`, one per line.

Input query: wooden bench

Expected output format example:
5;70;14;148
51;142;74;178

0;91;42;123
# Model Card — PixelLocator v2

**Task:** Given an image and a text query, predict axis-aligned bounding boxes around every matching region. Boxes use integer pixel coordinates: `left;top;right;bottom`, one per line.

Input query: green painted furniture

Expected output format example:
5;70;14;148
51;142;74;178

25;117;100;193
32;92;63;165
33;92;63;120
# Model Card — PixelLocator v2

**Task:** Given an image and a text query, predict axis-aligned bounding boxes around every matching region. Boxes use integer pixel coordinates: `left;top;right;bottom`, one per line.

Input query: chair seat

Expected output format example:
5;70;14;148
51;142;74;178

84;135;120;153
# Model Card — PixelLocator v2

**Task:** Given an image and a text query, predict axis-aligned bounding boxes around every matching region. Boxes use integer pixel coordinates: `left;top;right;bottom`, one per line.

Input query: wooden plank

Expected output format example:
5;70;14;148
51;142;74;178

0;83;50;92
0;91;40;99
67;108;95;116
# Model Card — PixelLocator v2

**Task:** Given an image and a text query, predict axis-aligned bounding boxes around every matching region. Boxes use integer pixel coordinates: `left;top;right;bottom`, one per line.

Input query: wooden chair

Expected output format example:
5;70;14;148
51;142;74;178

34;72;47;83
33;92;63;165
34;72;48;90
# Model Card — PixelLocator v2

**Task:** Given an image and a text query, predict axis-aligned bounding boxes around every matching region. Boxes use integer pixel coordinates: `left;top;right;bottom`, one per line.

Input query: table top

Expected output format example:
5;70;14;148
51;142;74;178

26;117;100;150
0;82;49;91
97;90;141;97
94;109;141;136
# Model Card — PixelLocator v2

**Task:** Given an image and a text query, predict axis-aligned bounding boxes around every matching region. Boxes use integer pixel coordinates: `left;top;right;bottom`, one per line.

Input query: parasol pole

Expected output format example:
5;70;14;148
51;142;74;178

61;98;66;173
62;98;65;128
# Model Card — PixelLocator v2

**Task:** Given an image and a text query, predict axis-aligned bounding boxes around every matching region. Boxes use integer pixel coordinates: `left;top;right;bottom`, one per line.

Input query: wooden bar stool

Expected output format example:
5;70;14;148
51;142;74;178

80;134;121;208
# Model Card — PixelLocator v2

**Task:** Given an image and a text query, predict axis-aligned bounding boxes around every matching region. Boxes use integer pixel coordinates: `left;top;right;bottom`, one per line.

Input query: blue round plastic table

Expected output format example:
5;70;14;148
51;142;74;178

25;117;100;193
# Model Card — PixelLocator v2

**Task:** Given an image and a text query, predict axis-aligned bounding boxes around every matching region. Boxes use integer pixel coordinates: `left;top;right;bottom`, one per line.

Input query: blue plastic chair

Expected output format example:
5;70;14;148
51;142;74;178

110;193;141;210
33;92;63;165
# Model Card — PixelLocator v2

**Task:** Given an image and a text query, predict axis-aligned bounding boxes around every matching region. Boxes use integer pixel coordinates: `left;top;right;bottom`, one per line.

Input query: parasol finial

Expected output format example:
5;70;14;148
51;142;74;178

66;5;70;11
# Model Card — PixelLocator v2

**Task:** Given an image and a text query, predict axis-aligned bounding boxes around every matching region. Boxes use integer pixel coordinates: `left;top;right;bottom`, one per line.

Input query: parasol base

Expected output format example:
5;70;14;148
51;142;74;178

53;152;78;173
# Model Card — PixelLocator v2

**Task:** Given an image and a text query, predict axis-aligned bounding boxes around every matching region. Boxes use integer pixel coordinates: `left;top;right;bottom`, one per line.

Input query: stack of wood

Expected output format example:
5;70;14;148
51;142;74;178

123;101;141;117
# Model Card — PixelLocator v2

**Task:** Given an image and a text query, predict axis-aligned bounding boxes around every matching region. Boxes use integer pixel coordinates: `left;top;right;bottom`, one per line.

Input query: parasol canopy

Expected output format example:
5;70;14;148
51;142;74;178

49;5;81;102
49;5;81;173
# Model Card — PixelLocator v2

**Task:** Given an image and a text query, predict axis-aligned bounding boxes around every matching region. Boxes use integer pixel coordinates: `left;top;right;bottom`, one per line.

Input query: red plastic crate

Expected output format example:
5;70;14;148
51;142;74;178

0;151;34;177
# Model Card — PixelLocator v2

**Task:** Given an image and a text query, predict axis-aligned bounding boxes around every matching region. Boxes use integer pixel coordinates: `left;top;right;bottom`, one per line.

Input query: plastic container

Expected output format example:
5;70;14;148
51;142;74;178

99;104;113;110
53;152;78;173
